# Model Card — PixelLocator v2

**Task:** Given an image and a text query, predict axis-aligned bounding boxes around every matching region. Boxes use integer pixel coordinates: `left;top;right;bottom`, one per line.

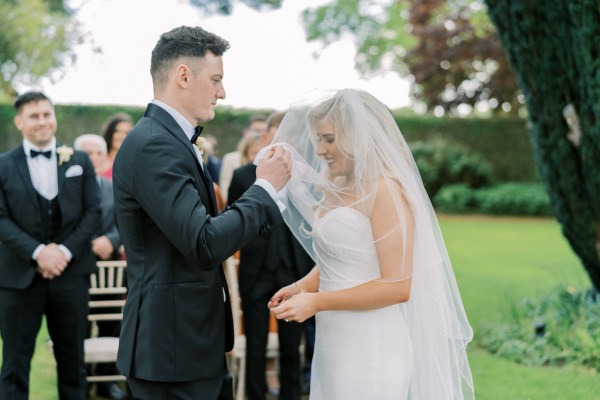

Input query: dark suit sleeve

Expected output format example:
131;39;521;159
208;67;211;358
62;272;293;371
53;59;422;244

132;135;280;270
0;162;40;261
102;180;121;250
61;152;102;258
104;225;121;251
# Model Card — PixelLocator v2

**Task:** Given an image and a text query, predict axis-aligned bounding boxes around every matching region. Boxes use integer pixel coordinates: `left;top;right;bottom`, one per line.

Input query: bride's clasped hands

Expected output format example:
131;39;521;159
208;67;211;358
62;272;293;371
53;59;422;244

268;280;319;323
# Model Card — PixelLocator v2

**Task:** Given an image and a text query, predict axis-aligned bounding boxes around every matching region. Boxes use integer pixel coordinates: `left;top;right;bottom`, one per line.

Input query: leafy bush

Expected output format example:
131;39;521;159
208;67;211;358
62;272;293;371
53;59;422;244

410;139;495;198
433;182;553;216
433;184;478;213
477;183;553;216
479;287;600;372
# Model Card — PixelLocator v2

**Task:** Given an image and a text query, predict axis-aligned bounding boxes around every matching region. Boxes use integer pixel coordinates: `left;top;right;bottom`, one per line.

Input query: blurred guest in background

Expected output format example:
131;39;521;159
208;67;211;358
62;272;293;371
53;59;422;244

219;114;267;200
204;134;222;185
74;134;127;400
101;113;133;179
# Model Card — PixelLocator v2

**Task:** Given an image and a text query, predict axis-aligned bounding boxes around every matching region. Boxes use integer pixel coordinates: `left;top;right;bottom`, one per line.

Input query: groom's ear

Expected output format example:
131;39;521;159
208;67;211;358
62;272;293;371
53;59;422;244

175;64;190;88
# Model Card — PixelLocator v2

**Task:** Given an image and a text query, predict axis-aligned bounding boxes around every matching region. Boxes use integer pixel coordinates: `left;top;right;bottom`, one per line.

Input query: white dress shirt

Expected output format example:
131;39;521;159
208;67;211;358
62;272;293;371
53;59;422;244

23;138;58;200
24;138;72;261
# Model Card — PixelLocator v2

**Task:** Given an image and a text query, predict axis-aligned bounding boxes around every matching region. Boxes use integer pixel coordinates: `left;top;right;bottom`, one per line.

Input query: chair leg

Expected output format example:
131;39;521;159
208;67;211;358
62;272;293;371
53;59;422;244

236;357;246;400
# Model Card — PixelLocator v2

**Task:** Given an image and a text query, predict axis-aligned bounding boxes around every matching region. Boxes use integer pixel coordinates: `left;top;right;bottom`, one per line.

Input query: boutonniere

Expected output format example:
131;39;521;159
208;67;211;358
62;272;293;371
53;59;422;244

195;137;207;157
56;145;74;166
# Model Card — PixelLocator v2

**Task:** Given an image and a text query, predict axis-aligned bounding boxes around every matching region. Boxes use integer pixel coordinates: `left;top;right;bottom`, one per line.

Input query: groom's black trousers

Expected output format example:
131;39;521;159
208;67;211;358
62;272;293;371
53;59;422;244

127;368;233;400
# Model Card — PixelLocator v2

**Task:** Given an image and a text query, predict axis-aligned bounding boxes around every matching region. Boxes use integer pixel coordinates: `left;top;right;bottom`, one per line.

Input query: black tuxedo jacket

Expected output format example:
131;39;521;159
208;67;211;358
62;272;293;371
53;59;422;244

0;145;101;289
228;163;314;295
113;103;281;384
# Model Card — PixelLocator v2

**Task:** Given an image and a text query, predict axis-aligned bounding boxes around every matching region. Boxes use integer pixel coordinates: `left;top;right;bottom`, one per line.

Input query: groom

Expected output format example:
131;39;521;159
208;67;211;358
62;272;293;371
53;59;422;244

113;26;292;400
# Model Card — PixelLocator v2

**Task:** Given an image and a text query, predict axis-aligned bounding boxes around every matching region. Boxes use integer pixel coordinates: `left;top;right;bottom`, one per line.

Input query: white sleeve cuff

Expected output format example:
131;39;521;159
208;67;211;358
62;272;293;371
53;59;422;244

254;178;287;212
58;244;73;261
32;244;45;260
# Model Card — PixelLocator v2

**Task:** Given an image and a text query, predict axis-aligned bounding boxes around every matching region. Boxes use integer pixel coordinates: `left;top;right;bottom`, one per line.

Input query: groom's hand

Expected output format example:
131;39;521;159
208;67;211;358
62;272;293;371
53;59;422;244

256;145;292;191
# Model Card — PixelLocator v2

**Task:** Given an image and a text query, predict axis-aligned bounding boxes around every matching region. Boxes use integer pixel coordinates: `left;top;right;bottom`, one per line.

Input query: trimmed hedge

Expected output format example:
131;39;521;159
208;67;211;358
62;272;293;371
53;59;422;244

0;103;272;161
397;114;537;182
0;103;537;182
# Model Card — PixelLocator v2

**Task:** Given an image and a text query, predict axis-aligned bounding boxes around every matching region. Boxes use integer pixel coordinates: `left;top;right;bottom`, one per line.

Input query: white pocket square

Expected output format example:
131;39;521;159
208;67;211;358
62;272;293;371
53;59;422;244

65;165;83;178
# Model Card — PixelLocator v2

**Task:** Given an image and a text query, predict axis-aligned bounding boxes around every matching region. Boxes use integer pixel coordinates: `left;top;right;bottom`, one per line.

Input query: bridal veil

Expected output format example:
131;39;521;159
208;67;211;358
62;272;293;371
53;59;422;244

269;88;475;399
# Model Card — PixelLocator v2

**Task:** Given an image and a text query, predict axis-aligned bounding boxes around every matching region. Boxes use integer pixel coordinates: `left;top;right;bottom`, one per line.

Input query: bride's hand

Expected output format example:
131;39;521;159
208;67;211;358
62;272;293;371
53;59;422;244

267;283;302;310
269;292;317;323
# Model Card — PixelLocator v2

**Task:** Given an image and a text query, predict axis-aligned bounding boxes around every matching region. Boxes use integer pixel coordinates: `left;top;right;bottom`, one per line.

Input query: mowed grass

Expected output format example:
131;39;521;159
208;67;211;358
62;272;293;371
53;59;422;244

2;215;600;399
439;215;600;400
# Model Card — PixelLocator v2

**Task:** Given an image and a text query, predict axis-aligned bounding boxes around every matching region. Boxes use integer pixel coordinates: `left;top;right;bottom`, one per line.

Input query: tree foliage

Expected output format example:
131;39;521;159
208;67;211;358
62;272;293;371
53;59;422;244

185;0;520;113
187;0;282;15
301;0;520;114
0;0;81;101
485;0;600;290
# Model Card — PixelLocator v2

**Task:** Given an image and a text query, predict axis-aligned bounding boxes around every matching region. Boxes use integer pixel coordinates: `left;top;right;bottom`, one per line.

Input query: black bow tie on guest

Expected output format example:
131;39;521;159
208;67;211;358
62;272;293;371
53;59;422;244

190;126;204;145
30;149;52;159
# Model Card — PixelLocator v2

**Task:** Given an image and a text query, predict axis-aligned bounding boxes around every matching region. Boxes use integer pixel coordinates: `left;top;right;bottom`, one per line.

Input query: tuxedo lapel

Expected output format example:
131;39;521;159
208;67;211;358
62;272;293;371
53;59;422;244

144;103;232;349
144;104;198;163
13;148;40;206
144;104;217;215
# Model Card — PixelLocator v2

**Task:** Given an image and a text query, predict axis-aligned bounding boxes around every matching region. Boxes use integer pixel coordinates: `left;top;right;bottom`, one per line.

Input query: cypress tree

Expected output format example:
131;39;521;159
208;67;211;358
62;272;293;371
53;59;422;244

484;1;600;289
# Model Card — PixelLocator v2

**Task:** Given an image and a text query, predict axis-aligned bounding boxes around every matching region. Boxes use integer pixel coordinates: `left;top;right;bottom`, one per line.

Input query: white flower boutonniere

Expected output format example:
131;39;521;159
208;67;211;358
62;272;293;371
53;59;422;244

56;145;74;166
195;137;207;157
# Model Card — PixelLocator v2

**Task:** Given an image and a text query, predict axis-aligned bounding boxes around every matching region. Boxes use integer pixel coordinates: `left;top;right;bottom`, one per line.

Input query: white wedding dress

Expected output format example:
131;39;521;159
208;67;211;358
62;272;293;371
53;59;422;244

309;207;414;400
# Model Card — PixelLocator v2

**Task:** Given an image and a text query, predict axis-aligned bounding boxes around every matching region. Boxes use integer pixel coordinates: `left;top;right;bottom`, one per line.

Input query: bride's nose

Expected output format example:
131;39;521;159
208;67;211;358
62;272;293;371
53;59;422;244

316;141;326;156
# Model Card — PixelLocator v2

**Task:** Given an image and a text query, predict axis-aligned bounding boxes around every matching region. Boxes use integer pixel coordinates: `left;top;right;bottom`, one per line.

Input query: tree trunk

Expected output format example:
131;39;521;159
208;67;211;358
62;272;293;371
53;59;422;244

484;0;600;289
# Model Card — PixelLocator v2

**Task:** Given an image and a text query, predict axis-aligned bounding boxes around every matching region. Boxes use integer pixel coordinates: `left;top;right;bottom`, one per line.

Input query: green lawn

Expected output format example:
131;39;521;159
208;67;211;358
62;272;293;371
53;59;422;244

2;215;600;399
439;215;600;400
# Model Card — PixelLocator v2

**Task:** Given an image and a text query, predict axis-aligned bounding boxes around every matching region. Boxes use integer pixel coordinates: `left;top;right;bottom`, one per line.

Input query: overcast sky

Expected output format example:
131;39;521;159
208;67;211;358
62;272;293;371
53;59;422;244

22;0;411;111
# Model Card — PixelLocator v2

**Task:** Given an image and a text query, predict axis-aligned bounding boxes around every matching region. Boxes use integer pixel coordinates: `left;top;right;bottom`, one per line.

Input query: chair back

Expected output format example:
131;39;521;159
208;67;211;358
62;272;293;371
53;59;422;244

88;260;127;325
85;260;128;383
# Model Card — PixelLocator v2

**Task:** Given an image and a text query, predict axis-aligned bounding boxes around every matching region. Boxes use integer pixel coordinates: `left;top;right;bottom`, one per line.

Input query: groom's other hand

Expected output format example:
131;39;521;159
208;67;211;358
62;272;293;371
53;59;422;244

256;145;292;191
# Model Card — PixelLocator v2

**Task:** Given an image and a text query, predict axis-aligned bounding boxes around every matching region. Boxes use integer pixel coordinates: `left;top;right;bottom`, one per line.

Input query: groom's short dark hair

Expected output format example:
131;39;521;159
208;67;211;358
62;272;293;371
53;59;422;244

150;26;230;85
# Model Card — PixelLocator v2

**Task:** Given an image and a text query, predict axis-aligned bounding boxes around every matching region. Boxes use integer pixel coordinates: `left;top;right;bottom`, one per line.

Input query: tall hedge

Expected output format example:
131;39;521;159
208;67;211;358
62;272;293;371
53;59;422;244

0;104;272;162
0;103;537;182
485;1;600;289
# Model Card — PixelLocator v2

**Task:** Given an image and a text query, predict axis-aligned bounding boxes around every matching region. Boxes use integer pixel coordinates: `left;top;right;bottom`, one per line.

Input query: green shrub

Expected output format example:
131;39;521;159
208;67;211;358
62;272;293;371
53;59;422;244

477;183;553;216
479;287;600;372
410;139;495;198
433;182;553;216
433;184;478;213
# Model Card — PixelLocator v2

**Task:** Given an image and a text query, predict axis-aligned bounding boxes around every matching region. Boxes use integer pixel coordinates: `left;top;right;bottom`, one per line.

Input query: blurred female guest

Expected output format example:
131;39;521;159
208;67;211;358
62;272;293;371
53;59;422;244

101;113;133;179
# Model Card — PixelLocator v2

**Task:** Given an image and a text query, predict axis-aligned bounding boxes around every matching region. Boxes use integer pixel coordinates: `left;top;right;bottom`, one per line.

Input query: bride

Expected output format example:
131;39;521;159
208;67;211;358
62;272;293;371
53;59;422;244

266;88;474;399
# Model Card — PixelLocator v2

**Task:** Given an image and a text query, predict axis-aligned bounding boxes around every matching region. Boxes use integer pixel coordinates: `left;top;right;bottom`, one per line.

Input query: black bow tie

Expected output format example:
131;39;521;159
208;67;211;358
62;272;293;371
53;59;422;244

30;149;52;159
191;126;204;144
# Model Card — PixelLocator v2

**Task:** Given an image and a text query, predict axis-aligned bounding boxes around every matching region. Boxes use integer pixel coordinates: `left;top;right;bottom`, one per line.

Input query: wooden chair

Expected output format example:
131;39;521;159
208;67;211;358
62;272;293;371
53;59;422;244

225;256;279;400
85;260;127;383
